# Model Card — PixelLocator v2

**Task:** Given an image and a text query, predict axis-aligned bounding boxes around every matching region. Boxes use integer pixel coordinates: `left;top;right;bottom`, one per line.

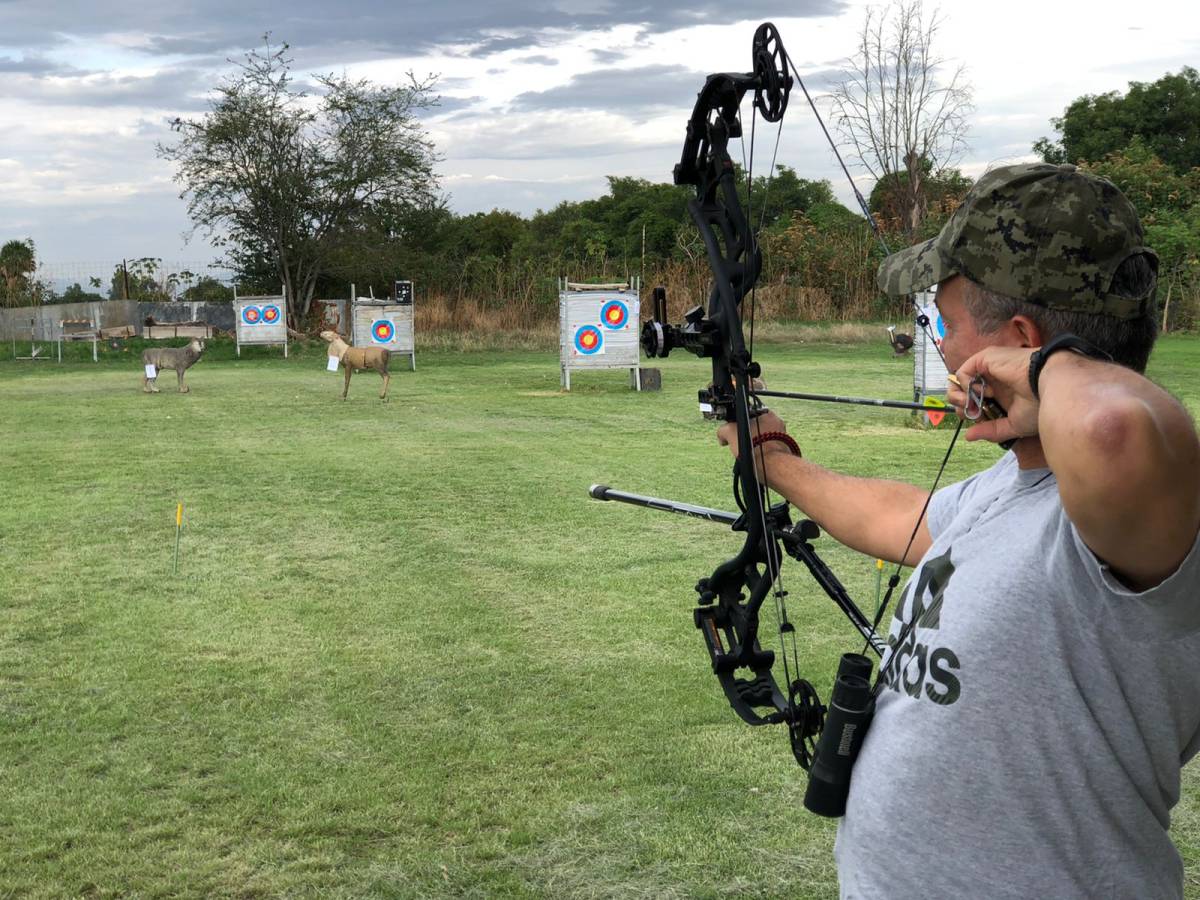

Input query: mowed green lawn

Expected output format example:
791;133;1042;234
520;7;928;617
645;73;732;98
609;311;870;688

2;334;1198;898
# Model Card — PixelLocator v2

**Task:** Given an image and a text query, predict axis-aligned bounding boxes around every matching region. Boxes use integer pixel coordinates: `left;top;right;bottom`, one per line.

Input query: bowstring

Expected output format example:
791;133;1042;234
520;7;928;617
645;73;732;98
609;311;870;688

782;46;964;679
738;92;804;722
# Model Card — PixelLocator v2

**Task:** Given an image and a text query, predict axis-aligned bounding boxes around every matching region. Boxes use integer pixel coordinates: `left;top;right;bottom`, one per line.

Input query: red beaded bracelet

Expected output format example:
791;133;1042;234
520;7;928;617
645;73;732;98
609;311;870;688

750;431;801;456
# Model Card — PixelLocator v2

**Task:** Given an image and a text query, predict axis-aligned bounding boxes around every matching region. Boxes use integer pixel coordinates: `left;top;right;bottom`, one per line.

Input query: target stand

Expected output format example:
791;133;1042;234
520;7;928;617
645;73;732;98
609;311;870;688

913;289;950;424
558;279;641;391
57;319;99;362
351;280;415;370
235;292;289;357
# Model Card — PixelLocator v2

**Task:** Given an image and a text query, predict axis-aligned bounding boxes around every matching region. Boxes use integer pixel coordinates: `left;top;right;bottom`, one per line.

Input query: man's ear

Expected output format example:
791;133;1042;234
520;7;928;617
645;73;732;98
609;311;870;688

1009;315;1044;348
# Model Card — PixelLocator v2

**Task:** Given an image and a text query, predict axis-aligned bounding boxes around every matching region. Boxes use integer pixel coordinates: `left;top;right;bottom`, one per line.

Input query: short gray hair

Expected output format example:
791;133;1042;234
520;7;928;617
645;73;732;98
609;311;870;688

959;255;1159;372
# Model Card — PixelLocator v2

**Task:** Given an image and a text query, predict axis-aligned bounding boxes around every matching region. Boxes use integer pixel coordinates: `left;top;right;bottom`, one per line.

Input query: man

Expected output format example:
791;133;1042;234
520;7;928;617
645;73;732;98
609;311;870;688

718;162;1200;898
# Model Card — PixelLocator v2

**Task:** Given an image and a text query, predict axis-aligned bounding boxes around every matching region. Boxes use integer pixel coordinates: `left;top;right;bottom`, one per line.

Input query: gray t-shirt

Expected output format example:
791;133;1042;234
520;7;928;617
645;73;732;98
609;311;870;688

835;452;1200;899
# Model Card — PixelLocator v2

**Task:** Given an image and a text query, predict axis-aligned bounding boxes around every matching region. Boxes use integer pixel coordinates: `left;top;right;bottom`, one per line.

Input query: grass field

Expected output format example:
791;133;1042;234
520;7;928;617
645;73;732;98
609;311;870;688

2;332;1198;898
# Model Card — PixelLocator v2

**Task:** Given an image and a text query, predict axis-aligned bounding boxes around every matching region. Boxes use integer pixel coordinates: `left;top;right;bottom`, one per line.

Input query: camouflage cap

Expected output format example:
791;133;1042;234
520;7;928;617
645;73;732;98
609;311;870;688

876;162;1158;319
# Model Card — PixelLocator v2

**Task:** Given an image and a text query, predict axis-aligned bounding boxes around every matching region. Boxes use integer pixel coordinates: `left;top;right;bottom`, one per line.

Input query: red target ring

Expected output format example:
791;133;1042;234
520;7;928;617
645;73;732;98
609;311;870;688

600;300;629;329
371;320;395;343
574;325;603;355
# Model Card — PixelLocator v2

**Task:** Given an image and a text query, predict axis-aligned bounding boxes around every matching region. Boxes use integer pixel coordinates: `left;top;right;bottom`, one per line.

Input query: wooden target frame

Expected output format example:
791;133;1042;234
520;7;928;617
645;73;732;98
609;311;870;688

235;292;289;357
558;279;642;391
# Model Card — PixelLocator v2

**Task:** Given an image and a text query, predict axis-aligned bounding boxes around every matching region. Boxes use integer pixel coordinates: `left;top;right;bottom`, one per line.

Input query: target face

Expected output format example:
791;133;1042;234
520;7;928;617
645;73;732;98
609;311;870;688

574;325;603;355
599;300;629;330
261;304;281;324
241;305;261;325
371;319;395;343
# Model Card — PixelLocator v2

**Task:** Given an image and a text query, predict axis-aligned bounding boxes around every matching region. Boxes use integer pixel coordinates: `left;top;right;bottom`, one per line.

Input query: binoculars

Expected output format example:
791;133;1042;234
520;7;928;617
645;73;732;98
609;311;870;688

803;653;877;818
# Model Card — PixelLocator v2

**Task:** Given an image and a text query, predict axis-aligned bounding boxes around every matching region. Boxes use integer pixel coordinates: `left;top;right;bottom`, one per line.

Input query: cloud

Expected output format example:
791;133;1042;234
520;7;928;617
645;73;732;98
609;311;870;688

436;109;678;161
590;49;630;65
0;54;63;75
511;64;700;116
514;54;557;66
0;0;848;63
3;67;214;110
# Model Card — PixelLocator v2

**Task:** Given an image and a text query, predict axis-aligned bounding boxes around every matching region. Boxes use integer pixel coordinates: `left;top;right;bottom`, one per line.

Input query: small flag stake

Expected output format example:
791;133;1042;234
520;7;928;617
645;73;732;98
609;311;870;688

173;503;183;574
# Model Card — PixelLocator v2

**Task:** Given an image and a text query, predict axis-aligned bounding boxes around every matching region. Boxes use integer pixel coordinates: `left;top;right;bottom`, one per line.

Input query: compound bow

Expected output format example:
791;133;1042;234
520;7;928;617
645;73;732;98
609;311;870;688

590;22;963;768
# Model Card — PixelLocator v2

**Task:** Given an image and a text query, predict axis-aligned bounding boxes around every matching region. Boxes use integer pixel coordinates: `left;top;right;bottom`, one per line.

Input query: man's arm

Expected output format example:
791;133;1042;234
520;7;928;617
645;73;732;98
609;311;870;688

957;348;1200;590
717;413;934;565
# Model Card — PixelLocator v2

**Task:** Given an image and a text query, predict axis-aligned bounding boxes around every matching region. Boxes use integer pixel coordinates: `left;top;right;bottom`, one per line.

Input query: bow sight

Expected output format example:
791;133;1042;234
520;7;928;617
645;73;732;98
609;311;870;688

642;286;761;421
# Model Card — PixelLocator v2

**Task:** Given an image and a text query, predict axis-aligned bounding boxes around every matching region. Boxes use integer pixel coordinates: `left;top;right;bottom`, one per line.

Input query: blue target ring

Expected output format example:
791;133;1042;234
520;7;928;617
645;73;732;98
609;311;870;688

574;325;603;355
262;304;281;324
241;305;261;325
599;300;629;330
371;320;395;343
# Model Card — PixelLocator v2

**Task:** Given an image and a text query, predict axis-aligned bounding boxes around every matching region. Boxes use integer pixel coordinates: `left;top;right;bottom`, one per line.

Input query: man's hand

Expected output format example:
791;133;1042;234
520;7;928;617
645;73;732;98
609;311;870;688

950;347;1040;444
716;409;789;459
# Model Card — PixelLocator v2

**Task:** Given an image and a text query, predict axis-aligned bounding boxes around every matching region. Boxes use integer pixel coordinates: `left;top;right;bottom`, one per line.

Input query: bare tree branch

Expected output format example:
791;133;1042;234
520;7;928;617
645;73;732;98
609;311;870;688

828;0;973;238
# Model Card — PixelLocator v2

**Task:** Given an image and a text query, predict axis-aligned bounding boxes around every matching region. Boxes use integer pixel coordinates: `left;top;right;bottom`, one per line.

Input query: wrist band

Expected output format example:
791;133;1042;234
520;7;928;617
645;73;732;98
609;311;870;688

1028;333;1113;399
751;431;801;456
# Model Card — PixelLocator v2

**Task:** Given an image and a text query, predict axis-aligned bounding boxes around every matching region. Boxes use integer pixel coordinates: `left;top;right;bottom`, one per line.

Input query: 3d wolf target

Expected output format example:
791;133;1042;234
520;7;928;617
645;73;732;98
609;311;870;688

351;280;415;371
235;293;289;357
558;280;641;391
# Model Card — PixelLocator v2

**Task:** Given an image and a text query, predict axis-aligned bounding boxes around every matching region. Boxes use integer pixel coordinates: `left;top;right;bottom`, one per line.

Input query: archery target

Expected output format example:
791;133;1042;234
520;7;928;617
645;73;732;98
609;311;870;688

600;299;629;330
352;299;413;356
235;295;288;352
574;325;604;355
371;319;396;343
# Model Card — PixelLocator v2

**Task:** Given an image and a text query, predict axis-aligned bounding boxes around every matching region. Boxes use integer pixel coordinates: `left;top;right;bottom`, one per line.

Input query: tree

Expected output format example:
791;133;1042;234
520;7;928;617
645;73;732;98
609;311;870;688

60;281;105;303
107;258;176;301
1081;139;1200;330
181;276;235;303
159;36;440;323
828;0;973;238
0;239;37;307
735;165;837;232
1034;68;1200;175
868;162;972;234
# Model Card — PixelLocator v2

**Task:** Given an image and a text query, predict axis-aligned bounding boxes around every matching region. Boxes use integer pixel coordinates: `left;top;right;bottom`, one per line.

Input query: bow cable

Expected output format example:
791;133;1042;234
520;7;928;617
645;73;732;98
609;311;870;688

781;45;966;678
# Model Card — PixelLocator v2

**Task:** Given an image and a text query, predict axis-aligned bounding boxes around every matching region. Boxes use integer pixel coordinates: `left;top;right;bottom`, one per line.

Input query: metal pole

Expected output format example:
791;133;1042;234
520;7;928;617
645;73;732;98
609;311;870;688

173;503;183;574
588;484;738;525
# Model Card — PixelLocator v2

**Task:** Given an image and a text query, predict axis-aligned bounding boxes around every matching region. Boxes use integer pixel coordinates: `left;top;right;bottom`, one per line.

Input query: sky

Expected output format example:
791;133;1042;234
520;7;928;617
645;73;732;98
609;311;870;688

2;0;1198;275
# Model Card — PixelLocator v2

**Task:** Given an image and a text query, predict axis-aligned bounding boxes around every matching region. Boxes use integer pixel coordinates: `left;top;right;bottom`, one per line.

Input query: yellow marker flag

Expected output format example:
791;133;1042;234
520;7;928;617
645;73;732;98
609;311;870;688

923;396;947;428
174;503;183;574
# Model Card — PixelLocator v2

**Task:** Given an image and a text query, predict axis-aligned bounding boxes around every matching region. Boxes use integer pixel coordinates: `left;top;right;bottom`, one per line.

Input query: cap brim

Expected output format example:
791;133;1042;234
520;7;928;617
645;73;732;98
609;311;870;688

876;238;956;296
